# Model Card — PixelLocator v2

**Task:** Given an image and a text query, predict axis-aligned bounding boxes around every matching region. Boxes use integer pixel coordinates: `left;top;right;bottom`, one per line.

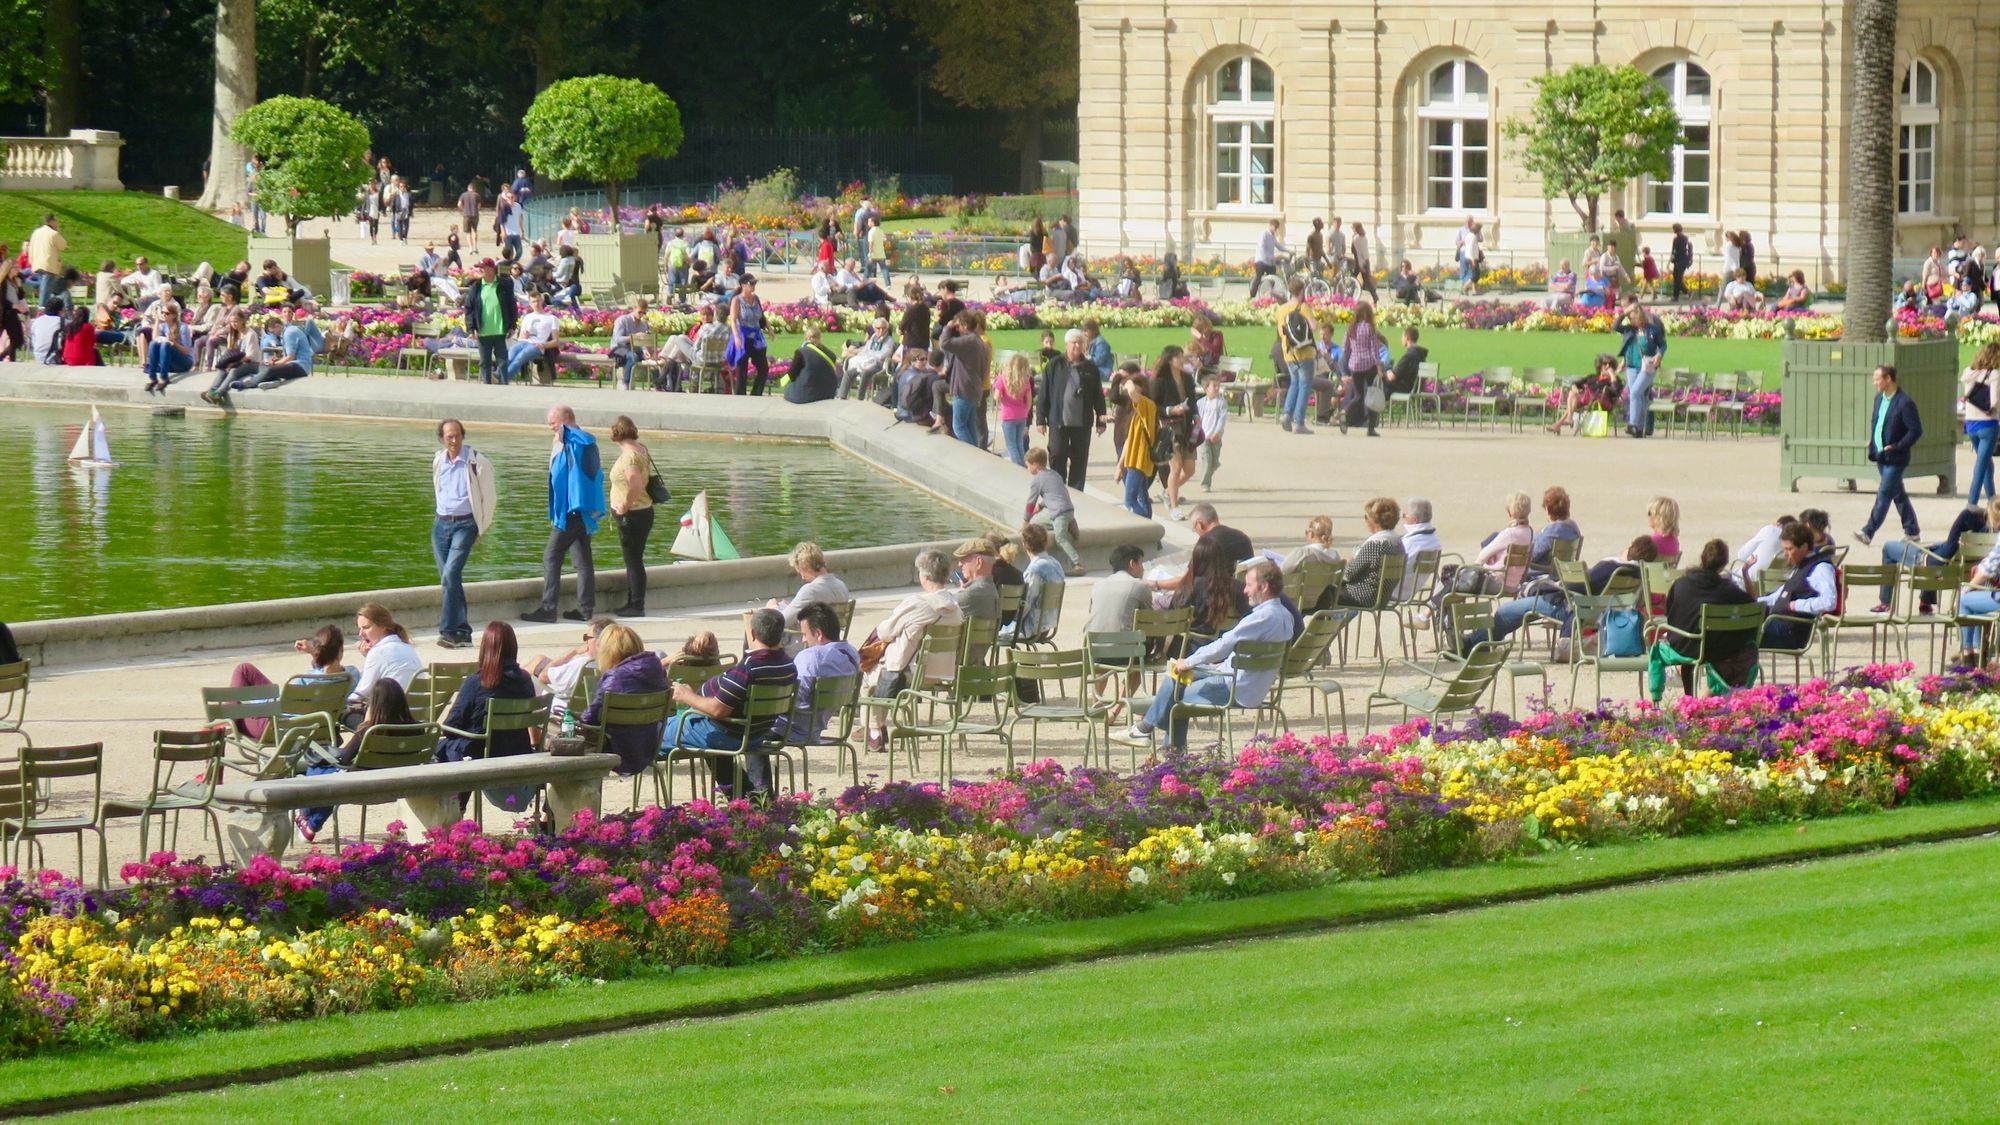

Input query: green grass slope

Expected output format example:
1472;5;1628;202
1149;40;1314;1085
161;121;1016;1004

0;191;248;272
106;833;2000;1122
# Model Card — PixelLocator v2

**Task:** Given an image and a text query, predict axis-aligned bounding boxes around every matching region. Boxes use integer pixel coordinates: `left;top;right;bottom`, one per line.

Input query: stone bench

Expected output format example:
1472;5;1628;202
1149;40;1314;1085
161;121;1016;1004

211;751;619;860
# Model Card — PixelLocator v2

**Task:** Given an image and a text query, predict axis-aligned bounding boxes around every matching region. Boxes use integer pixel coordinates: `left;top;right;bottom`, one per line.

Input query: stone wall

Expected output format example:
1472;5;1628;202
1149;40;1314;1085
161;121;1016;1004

0;130;124;192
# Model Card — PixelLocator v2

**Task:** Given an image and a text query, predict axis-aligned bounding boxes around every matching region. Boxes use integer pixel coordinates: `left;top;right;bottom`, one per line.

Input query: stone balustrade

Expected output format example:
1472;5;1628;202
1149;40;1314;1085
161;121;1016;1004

0;130;124;191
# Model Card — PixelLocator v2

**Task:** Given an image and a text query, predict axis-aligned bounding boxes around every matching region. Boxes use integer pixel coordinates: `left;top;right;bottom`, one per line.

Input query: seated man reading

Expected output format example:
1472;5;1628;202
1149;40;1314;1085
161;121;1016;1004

661;608;798;798
1116;560;1300;752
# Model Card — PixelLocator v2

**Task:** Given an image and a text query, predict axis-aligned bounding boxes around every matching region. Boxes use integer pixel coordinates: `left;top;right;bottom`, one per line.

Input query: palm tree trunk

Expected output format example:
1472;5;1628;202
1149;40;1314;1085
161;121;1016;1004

194;0;256;214
1844;0;1896;344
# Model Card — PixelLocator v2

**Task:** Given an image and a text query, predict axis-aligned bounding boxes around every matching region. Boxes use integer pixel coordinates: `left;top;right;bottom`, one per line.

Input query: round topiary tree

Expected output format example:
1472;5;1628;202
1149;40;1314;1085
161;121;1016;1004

228;95;371;234
1503;64;1681;232
521;75;683;217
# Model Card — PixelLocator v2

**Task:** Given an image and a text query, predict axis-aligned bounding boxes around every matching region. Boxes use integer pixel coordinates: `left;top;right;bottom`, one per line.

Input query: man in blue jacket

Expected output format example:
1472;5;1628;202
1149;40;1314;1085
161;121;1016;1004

523;404;604;623
1855;364;1923;546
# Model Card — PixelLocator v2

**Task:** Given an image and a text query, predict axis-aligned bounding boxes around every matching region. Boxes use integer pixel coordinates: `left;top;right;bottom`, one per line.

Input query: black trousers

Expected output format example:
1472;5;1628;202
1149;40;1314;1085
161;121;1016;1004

477;333;507;384
1049;425;1093;490
1342;367;1381;432
615;506;655;610
1670;263;1688;300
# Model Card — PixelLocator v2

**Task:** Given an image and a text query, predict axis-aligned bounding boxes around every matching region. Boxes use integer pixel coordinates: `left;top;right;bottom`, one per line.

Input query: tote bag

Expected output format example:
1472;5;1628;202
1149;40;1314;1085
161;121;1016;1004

1578;409;1612;438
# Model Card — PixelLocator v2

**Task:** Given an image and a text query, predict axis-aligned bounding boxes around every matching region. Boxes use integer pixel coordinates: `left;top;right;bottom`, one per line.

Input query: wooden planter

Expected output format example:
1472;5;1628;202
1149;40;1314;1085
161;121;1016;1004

1778;337;1958;494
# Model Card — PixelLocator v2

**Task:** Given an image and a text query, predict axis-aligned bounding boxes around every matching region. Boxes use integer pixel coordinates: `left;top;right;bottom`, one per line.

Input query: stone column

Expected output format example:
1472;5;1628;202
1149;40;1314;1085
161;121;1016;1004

67;130;124;192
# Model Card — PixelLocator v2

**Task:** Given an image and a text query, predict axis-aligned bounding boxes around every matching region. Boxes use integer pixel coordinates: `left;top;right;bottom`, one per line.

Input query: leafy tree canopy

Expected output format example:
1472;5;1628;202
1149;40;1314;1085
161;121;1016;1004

1503;64;1681;231
521;74;681;209
229;95;371;230
0;0;55;107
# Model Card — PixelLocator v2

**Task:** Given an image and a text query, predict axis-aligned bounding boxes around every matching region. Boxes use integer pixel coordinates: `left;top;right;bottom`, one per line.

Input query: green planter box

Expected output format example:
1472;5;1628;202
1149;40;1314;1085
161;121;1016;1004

1546;229;1631;275
574;233;659;298
1778;338;1958;494
248;235;331;300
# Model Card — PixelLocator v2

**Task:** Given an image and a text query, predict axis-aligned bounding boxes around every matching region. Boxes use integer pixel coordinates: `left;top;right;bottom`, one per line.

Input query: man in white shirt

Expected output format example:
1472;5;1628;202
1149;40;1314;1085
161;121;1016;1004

1722;272;1761;310
123;257;165;303
29;297;64;364
1253;219;1286;297
505;294;562;384
431;418;496;648
1757;524;1836;650
1119;560;1299;751
809;260;843;307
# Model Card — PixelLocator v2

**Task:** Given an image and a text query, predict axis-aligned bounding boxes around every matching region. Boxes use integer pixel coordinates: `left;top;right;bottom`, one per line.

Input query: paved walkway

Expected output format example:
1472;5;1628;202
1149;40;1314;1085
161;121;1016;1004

8;375;1974;874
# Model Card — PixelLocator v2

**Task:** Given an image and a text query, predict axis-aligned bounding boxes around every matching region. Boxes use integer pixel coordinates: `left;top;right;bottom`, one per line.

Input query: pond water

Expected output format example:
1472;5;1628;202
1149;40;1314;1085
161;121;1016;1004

2;404;977;622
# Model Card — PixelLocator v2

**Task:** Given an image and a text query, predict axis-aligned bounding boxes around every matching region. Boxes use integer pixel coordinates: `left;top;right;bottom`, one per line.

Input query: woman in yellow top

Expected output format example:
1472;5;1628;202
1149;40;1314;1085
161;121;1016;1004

1111;367;1158;518
607;415;660;617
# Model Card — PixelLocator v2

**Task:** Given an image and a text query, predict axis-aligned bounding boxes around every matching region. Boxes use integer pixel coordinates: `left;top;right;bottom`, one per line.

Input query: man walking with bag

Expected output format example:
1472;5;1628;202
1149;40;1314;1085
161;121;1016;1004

431;418;496;648
523;405;605;624
1854;364;1923;548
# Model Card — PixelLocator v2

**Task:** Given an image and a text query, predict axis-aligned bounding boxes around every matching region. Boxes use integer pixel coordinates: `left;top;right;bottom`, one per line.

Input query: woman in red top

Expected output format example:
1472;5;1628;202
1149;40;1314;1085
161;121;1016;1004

816;219;837;270
60;305;98;366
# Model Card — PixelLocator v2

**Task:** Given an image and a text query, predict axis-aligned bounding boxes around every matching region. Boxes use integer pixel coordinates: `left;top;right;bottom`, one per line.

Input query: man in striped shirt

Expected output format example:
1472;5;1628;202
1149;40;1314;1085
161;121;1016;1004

664;608;797;796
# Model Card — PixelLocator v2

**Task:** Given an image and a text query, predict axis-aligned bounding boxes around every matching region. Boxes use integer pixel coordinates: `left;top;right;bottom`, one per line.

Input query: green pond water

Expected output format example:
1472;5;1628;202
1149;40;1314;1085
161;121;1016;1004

2;403;977;622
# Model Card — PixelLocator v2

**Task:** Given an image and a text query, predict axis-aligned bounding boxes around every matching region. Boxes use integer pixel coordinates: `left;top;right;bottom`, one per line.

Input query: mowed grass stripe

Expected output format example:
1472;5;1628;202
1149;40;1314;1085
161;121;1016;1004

92;835;2000;1122
7;797;2000;1114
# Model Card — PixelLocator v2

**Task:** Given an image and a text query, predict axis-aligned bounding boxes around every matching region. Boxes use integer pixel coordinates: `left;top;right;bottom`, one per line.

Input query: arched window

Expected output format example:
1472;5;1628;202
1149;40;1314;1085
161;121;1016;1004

1647;62;1712;216
1419;60;1489;211
1207;56;1276;208
1899;60;1938;215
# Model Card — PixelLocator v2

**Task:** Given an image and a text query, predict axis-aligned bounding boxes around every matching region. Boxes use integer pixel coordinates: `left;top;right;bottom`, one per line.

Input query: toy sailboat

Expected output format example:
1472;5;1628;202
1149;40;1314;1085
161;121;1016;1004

66;406;117;467
669;491;740;561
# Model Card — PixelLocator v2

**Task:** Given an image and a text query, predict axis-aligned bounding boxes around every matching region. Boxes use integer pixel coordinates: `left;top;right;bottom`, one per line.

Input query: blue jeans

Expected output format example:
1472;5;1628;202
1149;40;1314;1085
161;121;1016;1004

1142;674;1234;750
1881;539;1948;604
144;343;193;380
1863;461;1919;539
1962;589;2000;652
1969;423;1997;506
661;712;768;793
1625;365;1653;430
951;396;980;444
1462;594;1570;650
617;349;638;390
431;515;478;642
1283;359;1315;425
1123;467;1153;517
505;340;545;381
1001;419;1028;466
301;763;340;833
32;271;58;305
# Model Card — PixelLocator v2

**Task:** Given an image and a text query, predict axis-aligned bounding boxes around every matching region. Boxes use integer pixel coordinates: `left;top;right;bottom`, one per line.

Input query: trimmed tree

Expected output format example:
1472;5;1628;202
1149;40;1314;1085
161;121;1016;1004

1503;63;1682;232
227;95;370;234
521;75;682;217
1843;0;1897;343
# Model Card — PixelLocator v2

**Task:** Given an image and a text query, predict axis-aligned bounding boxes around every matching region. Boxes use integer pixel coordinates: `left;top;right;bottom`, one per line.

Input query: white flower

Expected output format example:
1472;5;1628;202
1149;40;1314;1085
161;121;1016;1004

1127;866;1149;885
1221;871;1236;885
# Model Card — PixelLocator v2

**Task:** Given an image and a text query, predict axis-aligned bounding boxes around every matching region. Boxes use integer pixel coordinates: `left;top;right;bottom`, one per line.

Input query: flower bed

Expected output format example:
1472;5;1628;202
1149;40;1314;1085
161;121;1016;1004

6;666;1998;1058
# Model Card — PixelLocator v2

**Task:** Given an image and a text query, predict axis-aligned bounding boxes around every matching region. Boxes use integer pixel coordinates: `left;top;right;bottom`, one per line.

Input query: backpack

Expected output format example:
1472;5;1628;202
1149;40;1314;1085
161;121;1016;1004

1283;307;1314;352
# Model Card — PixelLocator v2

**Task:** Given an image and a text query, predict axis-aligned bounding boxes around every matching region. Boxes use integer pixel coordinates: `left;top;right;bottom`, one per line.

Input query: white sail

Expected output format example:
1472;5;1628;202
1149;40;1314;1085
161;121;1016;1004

67;407;116;466
670;491;715;560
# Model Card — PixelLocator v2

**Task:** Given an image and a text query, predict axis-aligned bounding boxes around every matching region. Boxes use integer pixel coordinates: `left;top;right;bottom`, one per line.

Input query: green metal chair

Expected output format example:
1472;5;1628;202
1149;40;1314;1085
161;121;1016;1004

1826;564;1903;665
1349;551;1409;666
886;662;1015;784
1759;612;1824;683
1085;630;1149;745
101;728;226;859
440;693;554;827
1464;367;1512;429
408;661;477;724
1268;612;1356;735
1161;639;1288;750
1009;649;1101;770
3;744;108;886
782;673;861;792
571;688;671;809
1646;602;1766;700
0;659;31;753
1564;589;1649;707
1899;565;1963;673
1132;606;1194;694
328;722;441;843
664;682;798;803
1005;581;1068;650
1365;642;1513;734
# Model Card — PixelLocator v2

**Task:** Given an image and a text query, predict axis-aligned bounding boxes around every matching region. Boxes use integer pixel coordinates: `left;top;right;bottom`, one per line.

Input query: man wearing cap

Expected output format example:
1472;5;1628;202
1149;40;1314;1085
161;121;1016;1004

461;258;517;385
951;539;1000;664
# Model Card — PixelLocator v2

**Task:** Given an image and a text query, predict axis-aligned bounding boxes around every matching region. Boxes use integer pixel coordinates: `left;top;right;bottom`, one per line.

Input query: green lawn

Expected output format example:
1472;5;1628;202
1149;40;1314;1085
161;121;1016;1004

0;191;248;273
11;796;2000;1115
95;834;2000;1121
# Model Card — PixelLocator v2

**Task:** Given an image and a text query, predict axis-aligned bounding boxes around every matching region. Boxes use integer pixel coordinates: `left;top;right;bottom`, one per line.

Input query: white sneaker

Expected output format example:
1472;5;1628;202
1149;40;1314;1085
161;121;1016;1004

1170;506;1186;521
1112;724;1154;746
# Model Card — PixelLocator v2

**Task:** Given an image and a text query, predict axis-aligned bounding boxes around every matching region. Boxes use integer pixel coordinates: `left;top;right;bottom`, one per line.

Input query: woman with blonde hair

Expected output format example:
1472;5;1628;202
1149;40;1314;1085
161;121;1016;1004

607;415;659;617
993;352;1035;465
1962;342;2000;505
576;622;668;776
1647;496;1682;561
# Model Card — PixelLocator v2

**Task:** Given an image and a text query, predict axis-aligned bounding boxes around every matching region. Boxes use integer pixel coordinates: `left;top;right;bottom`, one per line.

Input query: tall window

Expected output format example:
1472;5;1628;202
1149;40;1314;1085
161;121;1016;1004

1419;60;1489;211
1899;60;1938;215
1647;62;1712;216
1208;56;1276;208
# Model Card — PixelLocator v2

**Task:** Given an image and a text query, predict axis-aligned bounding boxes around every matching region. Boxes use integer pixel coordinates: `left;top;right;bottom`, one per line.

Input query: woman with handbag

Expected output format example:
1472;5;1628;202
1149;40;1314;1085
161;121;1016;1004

1339;300;1384;436
1110;367;1159;518
1963;343;2000;506
607;415;666;617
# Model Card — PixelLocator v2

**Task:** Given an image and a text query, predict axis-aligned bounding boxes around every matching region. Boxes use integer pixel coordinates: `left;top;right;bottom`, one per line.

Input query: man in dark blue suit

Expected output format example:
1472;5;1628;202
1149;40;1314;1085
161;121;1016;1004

1855;364;1923;546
